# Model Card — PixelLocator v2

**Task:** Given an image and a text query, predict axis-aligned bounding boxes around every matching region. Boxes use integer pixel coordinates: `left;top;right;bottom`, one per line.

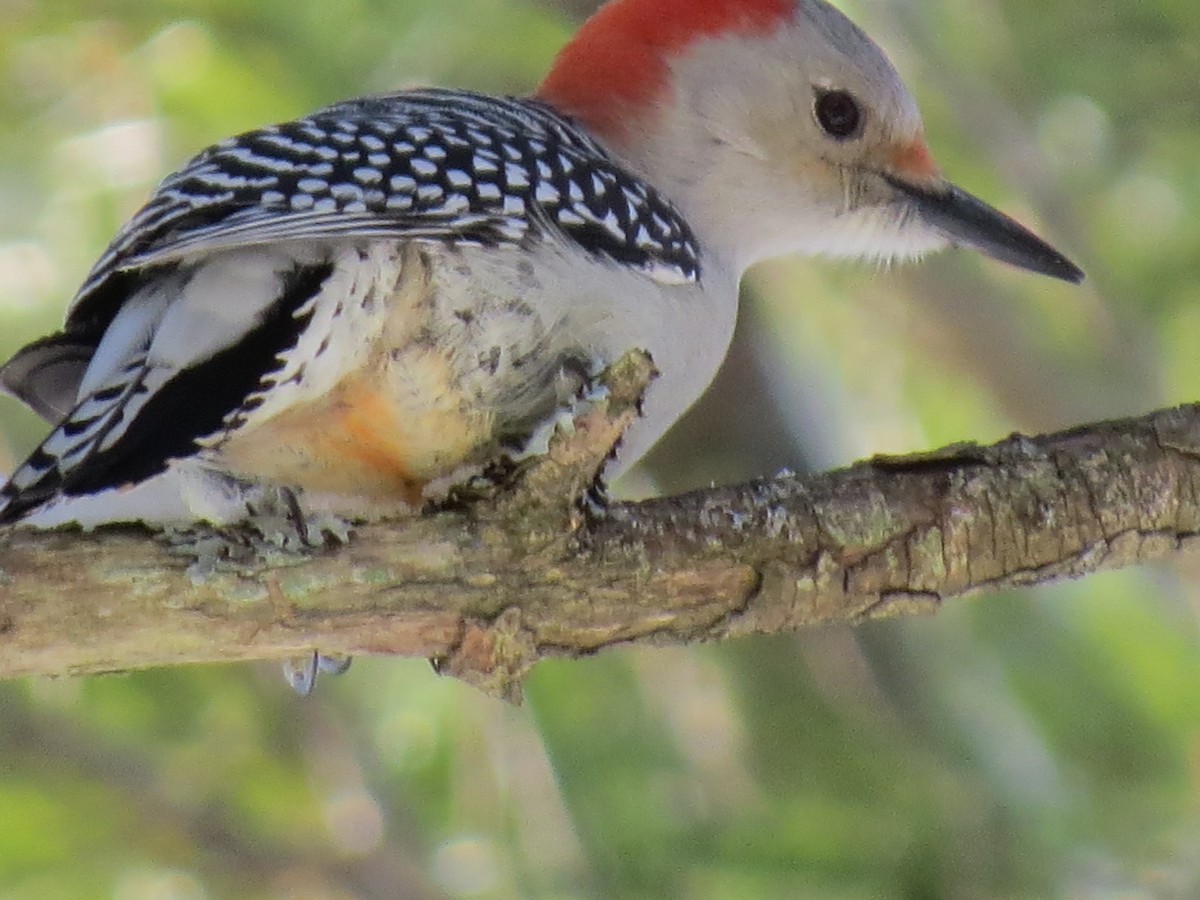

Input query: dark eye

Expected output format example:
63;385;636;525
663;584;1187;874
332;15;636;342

814;89;863;140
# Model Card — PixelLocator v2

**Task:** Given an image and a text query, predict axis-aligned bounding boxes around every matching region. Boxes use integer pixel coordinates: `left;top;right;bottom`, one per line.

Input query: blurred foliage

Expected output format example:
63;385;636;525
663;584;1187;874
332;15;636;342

2;0;1200;897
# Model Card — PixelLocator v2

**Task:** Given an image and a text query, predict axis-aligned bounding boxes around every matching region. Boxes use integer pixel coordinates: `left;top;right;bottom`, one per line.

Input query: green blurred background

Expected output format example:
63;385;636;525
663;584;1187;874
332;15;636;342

1;0;1199;897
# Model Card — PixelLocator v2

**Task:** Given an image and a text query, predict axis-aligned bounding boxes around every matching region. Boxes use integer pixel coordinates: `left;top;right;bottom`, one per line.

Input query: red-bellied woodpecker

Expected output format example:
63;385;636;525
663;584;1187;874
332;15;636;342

0;0;1081;530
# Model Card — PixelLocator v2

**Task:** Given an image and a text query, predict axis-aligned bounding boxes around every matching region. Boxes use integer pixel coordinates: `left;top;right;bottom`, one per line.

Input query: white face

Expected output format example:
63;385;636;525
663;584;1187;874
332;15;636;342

619;0;947;272
611;0;1079;283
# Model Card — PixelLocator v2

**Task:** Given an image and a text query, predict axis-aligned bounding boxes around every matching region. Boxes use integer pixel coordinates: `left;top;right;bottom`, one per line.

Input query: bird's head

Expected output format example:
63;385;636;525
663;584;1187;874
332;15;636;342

538;0;1082;282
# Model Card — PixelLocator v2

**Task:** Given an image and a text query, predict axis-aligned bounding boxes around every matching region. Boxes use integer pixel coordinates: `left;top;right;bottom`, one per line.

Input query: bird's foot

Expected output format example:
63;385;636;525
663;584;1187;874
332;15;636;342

162;486;354;580
282;651;353;696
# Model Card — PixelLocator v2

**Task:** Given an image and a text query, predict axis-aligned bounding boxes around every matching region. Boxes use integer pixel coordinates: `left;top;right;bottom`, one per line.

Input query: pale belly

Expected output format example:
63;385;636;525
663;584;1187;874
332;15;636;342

208;241;613;503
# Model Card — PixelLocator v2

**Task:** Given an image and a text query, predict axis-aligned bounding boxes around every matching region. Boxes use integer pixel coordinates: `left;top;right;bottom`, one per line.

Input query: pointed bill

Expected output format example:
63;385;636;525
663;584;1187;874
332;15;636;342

886;175;1084;284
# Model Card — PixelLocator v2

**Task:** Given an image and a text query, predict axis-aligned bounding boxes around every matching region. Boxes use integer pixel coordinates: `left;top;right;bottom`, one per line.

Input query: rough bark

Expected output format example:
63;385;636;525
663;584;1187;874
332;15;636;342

2;351;1198;700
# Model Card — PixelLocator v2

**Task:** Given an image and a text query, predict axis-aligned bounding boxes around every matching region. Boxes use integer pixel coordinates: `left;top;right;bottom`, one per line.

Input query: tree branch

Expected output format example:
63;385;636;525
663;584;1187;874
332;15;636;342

3;350;1198;699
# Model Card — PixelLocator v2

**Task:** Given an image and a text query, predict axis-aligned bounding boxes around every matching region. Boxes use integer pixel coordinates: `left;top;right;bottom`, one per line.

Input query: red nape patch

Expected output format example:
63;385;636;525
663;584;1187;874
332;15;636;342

538;0;794;144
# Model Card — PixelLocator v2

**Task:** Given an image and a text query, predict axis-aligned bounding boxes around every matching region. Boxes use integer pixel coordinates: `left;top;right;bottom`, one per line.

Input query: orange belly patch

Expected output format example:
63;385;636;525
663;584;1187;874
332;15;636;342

214;344;494;503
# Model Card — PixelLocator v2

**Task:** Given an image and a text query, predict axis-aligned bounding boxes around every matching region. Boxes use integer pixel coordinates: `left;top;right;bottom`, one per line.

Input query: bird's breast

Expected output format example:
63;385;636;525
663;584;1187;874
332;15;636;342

208;240;616;505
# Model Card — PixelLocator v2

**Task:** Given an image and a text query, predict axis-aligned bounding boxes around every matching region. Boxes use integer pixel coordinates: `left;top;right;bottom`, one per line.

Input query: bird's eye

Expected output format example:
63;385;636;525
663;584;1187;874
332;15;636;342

813;89;863;140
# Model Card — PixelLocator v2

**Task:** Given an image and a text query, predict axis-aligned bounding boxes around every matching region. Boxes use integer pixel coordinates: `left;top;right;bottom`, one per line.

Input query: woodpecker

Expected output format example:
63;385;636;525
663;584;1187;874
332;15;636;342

0;0;1081;530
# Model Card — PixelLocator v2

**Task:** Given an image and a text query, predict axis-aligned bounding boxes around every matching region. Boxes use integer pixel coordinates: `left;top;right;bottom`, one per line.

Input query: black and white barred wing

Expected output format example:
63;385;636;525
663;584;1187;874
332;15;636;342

73;89;700;316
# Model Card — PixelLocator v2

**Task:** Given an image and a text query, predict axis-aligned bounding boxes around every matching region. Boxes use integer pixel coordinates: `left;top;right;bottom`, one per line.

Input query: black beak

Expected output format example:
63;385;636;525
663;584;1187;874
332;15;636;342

886;175;1084;284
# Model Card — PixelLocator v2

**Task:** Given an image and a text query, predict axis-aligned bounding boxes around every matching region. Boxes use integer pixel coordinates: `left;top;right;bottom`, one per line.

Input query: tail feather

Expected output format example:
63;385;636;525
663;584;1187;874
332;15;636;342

0;332;96;422
0;260;334;526
0;362;160;523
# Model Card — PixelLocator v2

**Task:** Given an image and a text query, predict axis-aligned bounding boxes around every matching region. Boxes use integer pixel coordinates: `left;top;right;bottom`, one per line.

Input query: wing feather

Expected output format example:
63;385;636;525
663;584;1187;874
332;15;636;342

67;88;700;331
